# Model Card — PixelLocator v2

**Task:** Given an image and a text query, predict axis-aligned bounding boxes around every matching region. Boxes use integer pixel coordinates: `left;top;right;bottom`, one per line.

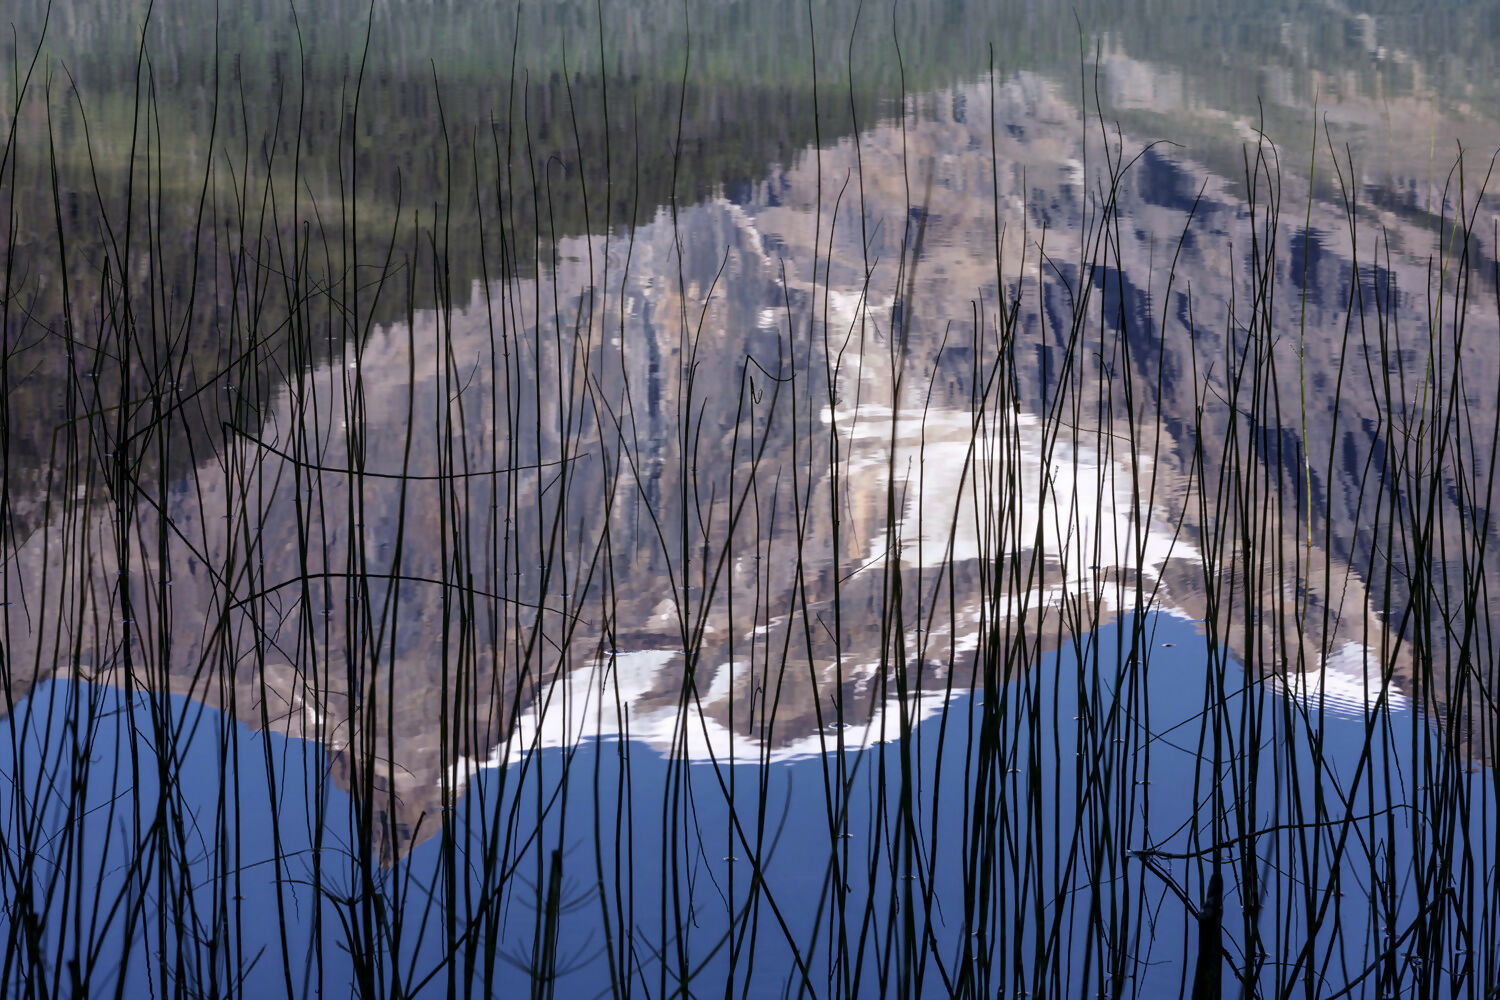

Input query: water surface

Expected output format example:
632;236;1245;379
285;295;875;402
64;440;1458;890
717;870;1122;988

3;2;1499;996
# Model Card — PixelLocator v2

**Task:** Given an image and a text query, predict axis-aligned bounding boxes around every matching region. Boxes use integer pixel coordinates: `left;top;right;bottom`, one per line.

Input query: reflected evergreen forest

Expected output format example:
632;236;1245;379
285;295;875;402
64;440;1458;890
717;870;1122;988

5;1;1500;997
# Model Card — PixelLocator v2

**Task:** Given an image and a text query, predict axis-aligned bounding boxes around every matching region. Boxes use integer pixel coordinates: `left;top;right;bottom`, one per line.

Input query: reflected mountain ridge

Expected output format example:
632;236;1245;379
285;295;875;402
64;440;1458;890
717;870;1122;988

7;0;1500;571
7;68;1488;864
3;6;1499;993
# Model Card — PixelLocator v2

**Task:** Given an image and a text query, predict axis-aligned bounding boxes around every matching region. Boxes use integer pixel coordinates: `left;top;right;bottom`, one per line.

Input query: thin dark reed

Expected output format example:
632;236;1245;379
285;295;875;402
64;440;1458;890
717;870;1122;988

3;4;1500;999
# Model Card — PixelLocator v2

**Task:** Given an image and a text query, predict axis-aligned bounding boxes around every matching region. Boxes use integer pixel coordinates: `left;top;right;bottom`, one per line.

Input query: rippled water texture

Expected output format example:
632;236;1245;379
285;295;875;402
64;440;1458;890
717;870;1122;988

3;2;1500;996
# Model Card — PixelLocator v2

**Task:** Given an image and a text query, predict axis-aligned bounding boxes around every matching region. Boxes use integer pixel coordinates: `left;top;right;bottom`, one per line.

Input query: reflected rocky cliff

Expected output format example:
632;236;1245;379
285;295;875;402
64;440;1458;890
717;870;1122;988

4;69;1494;859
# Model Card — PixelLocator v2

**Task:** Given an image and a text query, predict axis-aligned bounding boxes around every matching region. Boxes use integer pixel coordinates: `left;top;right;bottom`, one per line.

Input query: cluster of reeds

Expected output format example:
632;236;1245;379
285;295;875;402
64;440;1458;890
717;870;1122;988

2;3;1498;997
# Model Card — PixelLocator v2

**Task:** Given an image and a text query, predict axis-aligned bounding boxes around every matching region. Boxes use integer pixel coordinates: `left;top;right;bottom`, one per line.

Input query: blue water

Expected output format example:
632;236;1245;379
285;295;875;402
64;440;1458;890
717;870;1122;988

2;613;1490;997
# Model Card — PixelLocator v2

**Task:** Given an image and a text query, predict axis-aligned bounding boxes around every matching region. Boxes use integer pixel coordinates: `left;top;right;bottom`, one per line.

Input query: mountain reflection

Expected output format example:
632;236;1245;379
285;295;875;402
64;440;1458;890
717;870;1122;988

5;68;1492;862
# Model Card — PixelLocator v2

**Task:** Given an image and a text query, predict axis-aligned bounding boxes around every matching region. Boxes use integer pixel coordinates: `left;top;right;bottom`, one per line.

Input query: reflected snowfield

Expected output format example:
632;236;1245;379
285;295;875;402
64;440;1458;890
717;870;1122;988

2;610;1469;998
4;5;1499;993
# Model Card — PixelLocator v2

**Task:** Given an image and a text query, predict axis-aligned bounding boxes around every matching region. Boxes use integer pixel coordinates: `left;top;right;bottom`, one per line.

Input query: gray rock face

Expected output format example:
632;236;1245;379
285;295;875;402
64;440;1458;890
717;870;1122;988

4;72;1489;859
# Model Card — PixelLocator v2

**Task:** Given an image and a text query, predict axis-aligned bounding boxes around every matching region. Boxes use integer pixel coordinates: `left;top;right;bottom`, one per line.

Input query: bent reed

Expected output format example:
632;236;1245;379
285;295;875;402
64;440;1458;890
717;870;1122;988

2;3;1497;997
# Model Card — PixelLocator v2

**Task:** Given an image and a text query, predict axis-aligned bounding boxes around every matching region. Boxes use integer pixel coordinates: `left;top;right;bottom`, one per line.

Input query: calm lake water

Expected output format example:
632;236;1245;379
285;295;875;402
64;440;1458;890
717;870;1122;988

3;1;1500;997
